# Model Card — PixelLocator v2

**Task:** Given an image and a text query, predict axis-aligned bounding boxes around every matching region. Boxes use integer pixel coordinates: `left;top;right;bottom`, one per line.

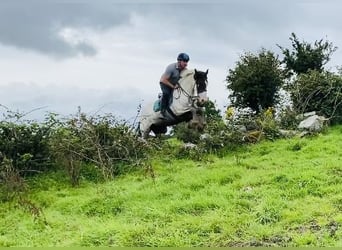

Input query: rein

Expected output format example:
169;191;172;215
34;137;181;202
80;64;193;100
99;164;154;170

175;81;205;108
173;69;208;108
176;84;197;99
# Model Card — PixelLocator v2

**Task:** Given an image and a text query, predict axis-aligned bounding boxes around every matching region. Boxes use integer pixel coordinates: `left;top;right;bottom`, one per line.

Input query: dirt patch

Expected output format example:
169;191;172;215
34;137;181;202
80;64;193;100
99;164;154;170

227;235;292;247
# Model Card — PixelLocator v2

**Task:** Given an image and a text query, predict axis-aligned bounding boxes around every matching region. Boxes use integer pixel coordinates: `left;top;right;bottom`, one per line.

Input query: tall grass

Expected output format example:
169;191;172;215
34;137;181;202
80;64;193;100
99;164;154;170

0;126;341;246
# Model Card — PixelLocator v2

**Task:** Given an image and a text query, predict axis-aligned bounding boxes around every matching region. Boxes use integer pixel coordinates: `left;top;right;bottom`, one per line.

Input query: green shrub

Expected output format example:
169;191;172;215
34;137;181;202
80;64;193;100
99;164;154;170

199;118;245;154
0;120;52;175
49;110;151;185
172;122;201;144
289;70;342;124
255;108;281;141
277;107;301;130
0;157;27;202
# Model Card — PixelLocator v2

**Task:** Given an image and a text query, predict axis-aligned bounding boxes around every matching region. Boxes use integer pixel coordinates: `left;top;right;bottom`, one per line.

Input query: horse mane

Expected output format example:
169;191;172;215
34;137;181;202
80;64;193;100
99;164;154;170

180;68;194;79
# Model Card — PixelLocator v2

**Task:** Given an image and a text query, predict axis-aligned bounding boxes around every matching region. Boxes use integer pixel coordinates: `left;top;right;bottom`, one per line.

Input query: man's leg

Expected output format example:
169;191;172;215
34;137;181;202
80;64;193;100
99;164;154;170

160;93;169;115
160;84;172;116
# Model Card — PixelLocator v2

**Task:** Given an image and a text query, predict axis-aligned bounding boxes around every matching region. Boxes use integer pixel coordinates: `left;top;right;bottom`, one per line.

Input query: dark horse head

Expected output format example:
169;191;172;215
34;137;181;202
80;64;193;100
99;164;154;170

194;69;209;106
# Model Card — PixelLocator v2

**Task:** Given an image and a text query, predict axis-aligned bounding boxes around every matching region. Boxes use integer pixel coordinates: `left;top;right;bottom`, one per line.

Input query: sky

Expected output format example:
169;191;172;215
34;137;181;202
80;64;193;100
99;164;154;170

1;0;342;123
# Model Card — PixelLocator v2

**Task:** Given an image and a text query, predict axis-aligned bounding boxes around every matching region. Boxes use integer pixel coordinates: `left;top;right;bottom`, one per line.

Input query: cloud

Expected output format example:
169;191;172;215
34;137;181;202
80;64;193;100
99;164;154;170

0;1;131;58
1;1;342;122
1;1;339;61
0;1;293;59
0;82;145;122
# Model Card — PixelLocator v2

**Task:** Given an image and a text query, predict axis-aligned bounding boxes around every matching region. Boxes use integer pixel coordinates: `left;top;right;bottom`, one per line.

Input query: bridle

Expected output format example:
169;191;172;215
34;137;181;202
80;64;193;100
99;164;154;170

174;74;208;107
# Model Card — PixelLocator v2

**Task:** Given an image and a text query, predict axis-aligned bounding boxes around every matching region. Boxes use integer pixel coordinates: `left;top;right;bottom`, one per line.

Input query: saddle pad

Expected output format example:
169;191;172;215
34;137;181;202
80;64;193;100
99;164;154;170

153;99;161;112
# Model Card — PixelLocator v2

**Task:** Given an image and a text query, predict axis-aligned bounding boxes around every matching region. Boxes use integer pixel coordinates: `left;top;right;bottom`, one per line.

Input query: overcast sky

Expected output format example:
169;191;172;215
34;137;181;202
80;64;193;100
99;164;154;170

1;0;342;122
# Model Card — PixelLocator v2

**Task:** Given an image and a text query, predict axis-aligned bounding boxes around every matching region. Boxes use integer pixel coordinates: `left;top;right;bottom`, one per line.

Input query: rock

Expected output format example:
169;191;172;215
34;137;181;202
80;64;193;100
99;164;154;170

279;129;298;137
298;115;328;132
183;143;197;149
303;111;317;117
200;133;211;140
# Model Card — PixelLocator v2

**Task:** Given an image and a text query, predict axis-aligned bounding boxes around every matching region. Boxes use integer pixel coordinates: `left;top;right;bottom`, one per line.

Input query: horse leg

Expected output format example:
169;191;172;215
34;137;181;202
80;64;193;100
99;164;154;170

142;129;150;139
151;124;167;136
138;124;150;139
188;108;206;131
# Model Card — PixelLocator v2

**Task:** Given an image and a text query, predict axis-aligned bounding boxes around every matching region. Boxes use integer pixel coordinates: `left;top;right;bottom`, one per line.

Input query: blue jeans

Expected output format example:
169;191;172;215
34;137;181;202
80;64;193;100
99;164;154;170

160;82;173;112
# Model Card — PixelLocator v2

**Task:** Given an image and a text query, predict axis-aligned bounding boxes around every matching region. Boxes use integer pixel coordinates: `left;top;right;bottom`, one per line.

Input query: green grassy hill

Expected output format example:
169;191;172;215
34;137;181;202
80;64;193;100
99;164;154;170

1;126;341;247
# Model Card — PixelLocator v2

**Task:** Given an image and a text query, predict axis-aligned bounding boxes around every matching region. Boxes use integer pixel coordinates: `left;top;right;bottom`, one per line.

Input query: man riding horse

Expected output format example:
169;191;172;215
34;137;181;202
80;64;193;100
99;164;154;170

159;53;190;118
138;60;209;138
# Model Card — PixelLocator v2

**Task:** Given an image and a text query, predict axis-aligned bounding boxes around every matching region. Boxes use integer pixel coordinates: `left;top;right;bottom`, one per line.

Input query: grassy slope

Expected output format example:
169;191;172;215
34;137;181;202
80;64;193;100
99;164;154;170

0;126;341;247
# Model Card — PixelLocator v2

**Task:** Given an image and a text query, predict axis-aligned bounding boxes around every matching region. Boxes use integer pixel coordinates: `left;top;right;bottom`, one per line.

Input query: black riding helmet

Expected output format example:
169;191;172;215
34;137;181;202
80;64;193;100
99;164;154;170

177;53;190;62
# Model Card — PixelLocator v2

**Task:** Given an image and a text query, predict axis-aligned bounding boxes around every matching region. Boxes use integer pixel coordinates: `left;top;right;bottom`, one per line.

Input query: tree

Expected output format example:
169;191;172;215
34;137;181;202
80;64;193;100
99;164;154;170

278;33;337;76
226;49;284;114
203;100;222;121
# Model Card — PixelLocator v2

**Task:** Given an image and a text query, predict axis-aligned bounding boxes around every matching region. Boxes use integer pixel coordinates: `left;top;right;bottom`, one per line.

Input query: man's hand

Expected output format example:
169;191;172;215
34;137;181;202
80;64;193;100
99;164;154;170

174;84;179;89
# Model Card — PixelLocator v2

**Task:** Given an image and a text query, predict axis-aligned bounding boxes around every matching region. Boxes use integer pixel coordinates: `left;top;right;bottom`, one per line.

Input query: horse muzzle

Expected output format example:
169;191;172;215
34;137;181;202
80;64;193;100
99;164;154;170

197;92;208;106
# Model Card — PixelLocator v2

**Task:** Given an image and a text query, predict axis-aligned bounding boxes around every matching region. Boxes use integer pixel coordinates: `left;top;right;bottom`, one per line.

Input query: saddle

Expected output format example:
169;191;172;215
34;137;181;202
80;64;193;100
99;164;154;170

153;93;174;112
153;93;162;112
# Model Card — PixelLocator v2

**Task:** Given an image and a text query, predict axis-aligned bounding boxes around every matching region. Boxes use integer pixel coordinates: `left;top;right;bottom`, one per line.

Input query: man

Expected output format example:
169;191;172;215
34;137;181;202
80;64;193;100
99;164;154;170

159;52;190;117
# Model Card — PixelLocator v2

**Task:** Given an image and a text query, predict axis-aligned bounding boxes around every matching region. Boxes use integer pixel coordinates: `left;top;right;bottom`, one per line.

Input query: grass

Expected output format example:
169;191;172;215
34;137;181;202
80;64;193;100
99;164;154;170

0;125;341;246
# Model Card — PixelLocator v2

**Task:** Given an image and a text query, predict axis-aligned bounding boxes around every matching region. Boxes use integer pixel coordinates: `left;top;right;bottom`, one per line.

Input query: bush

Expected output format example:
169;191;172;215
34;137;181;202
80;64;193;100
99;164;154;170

277;106;301;130
49;110;151;185
289;70;342;124
172;122;201;144
0;120;52;175
199;117;245;155
223;107;282;143
255;108;282;141
0;107;155;189
173;100;222;145
0;157;27;202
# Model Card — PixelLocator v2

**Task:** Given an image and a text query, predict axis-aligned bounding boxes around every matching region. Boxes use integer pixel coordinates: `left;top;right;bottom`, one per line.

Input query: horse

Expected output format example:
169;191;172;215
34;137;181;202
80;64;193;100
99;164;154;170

138;68;209;138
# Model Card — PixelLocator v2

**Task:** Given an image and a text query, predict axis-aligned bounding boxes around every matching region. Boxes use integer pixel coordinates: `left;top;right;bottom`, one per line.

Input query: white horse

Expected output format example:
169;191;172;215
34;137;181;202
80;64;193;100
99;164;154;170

138;68;209;138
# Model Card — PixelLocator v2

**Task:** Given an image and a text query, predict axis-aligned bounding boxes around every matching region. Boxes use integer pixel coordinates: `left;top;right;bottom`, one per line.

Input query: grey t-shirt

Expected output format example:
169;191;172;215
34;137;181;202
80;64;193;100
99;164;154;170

161;62;180;86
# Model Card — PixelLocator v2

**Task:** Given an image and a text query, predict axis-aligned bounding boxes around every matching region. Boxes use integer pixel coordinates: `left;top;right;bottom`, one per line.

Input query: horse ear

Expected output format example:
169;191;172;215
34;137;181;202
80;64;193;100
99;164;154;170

195;69;198;74
205;69;209;75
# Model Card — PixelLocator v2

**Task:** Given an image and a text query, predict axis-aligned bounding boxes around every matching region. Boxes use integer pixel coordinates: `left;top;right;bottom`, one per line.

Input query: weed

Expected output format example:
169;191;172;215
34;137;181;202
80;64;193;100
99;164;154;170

291;142;303;151
18;198;48;225
256;206;281;225
0;158;28;202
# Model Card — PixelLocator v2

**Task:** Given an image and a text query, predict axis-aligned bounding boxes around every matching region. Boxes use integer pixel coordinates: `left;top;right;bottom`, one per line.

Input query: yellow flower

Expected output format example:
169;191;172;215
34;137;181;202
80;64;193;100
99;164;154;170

265;107;274;118
225;107;235;119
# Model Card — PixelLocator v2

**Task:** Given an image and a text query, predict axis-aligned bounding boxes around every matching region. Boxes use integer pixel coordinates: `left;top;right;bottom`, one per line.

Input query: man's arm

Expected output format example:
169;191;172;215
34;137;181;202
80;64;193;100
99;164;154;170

160;74;177;89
